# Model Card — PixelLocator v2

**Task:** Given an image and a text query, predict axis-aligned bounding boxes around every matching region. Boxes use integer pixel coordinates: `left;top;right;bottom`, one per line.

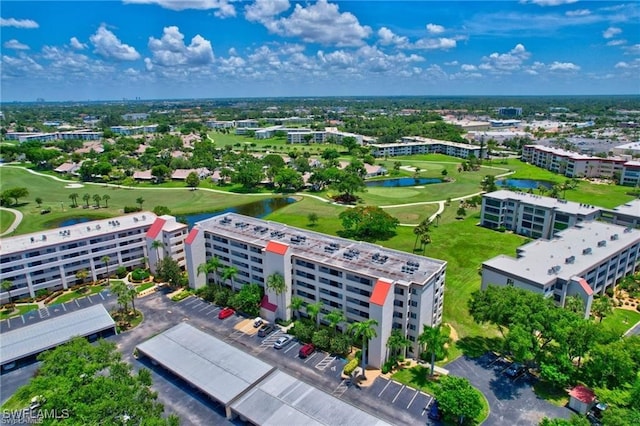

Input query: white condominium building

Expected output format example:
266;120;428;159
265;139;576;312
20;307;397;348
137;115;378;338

481;221;640;318
480;190;601;239
184;213;446;368
369;136;483;159
0;213;187;302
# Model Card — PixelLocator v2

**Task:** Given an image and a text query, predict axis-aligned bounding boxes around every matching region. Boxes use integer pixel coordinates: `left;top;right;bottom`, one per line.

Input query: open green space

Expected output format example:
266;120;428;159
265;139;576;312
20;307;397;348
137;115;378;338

135;282;156;293
600;308;640;337
47;285;106;305
207;131;345;154
0;209;15;234
0;304;39;320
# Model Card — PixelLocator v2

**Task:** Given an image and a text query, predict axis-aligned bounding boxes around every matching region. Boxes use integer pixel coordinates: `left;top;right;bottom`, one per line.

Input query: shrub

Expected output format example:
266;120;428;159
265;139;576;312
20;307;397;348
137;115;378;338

213;287;232;307
131;269;150;282
329;334;351;356
311;329;331;351
290;320;315;344
381;360;395;374
124;206;142;213
116;266;128;279
343;358;359;376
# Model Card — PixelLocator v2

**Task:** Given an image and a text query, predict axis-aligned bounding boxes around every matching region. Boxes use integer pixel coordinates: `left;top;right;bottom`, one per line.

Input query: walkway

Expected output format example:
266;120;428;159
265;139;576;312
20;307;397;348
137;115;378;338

0;207;23;237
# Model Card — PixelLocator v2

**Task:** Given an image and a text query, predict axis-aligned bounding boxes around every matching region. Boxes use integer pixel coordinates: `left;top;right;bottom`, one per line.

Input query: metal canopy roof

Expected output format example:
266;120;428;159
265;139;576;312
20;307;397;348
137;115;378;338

0;304;115;365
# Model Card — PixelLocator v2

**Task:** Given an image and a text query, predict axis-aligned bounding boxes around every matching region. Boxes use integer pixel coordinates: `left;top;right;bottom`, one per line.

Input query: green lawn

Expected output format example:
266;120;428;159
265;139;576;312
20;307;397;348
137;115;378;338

47;285;106;305
0;209;15;233
135;282;156;293
0;304;39;320
600;308;640;336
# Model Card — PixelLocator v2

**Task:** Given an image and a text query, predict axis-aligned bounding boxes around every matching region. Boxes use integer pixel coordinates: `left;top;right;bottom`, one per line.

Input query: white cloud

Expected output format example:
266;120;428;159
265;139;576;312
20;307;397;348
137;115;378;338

90;24;141;61
426;23;445;34
461;64;477;71
123;0;236;17
1;53;43;77
377;27;408;47
520;0;578;6
548;61;580;71
317;45;423;74
602;27;622;39
624;44;640;55
147;26;214;67
615;59;640;69
252;0;372;47
245;0;290;27
413;37;456;50
444;61;458;66
3;39;29;50
42;45;113;77
607;39;626;47
565;9;591;17
481;43;531;72
0;17;39;28
70;37;88;50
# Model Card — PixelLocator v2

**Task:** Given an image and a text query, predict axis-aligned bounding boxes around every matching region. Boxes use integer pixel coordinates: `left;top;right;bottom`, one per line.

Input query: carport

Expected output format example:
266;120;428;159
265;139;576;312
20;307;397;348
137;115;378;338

230;370;392;426
0;304;116;369
135;323;276;418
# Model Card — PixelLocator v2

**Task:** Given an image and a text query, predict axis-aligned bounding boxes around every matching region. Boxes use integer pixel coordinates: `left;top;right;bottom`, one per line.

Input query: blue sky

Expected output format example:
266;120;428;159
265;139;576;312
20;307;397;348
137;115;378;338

1;0;639;101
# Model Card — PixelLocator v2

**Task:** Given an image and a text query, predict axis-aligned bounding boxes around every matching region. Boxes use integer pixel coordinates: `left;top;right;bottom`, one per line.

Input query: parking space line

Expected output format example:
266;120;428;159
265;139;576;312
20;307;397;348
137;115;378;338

62;303;67;311
406;389;419;409
21;316;25;324
184;297;198;306
315;355;336;371
392;385;405;403
99;292;105;300
303;352;319;364
422;396;433;416
75;300;80;307
205;307;218;315
378;379;391;397
87;295;94;304
283;342;298;354
198;304;211;312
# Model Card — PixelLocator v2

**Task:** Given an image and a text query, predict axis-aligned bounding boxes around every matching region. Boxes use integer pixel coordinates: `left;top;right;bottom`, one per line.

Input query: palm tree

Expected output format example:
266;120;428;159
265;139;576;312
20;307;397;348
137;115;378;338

76;269;89;285
420;232;432;255
93;194;101;208
324;309;346;336
197;257;222;287
348;319;379;379
136;197;145;209
127;284;137;314
1;280;13;306
101;256;111;285
418;324;450;376
102;194;110;208
151;240;164;261
386;329;411;362
565;295;584;315
221;266;238;290
82;193;91;207
266;272;286;295
305;301;323;329
289;296;305;320
69;193;79;208
111;280;129;313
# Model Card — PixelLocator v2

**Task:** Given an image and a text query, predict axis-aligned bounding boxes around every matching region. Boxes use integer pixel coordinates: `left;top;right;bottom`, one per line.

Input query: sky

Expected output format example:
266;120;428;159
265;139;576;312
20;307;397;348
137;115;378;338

1;0;639;101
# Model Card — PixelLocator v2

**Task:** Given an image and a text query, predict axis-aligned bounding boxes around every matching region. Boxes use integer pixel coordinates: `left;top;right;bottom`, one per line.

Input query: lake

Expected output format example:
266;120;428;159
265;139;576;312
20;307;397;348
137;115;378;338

365;177;443;187
496;179;554;190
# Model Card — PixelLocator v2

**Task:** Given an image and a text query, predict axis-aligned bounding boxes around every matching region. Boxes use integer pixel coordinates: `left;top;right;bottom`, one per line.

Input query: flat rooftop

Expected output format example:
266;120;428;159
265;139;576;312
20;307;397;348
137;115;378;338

483;221;640;286
231;369;392;426
1;212;157;254
0;304;115;365
611;199;640;218
524;144;596;161
136;323;275;405
374;136;480;150
195;213;446;286
484;190;601;216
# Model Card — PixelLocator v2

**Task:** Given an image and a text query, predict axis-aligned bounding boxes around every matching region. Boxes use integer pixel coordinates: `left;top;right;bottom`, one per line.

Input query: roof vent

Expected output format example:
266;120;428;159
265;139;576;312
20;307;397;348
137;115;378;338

565;256;575;264
597;240;606;247
611;234;619;241
624;227;633;233
582;247;592;255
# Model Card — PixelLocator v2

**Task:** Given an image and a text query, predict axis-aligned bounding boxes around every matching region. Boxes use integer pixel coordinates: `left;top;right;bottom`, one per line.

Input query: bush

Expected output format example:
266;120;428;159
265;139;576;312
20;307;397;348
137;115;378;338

195;285;217;302
130;269;150;282
329;334;351;356
311;329;331;351
290;320;315;344
124;206;142;213
213;287;232;307
381;360;395;374
116;266;128;279
343;358;359;376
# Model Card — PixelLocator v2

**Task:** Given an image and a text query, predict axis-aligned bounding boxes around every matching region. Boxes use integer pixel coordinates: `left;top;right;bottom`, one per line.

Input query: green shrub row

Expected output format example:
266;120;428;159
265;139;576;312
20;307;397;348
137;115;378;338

343;358;359;376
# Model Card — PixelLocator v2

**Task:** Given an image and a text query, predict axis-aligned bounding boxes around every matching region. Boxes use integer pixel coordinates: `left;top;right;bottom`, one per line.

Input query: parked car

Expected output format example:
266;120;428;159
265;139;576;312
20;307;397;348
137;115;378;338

253;317;264;328
299;343;315;358
218;307;235;319
504;362;526;379
427;400;442;421
273;335;293;349
258;323;276;338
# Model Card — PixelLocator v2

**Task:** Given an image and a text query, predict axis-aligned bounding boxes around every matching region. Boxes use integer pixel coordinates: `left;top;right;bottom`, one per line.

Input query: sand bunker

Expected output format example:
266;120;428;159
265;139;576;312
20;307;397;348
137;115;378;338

65;183;84;189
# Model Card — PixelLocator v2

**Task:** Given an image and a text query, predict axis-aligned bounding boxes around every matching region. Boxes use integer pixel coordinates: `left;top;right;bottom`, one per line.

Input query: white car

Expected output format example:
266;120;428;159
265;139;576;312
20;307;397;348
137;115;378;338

253;317;264;328
273;335;293;349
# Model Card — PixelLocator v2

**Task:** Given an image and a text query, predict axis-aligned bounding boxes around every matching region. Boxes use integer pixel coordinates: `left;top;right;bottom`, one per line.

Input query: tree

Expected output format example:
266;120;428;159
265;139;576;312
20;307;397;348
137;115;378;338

565;295;584;315
305;301;323;329
93;194;101;208
435;376;483;425
330;169;365;203
266;272;287;296
153;205;171;216
82;193;91;207
338;205;399;241
136;197;145;209
102;194;110;208
341;136;359;152
386;329;411;362
308;212;319;227
151;239;164;261
3;187;29;205
221;266;238;290
232;159;264;189
348;318;379;378
155;257;183;288
151;164;171;183
274;168;303;192
481;175;497;192
1;280;13;305
456;206;467;218
419;324;450;376
197;257;222;287
289;296;305;320
127;284;137;314
101;256;111;285
324;309;346;336
68;193;79;208
591;296;613;323
185;171;200;190
35;197;43;207
75;269;89;285
111;280;130;312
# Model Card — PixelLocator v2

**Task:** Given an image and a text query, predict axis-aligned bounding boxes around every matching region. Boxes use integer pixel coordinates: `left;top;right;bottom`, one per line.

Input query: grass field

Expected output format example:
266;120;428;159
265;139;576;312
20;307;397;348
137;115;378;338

600;308;640;336
0;209;15;233
0;304;38;320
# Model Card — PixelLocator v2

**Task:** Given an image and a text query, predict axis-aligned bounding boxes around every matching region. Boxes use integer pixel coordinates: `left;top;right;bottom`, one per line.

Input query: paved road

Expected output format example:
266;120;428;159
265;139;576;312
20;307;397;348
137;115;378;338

0;206;23;236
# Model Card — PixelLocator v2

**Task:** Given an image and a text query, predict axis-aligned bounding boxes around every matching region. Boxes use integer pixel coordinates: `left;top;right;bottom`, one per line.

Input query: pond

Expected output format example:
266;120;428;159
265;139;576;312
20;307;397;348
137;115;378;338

496;179;554;190
58;197;297;229
365;177;443;187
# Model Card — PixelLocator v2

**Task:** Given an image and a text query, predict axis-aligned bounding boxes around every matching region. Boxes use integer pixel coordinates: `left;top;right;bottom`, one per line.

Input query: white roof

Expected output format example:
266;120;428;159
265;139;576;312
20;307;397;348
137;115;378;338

484;190;601;216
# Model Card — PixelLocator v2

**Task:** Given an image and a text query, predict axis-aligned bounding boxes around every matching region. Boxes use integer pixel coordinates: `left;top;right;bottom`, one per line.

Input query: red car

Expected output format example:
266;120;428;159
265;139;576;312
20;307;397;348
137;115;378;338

299;343;315;358
218;307;235;319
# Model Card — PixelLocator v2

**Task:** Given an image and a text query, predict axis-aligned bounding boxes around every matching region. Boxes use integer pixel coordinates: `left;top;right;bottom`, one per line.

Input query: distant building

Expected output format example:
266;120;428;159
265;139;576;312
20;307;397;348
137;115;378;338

369;136;484;159
490;119;521;127
121;113;149;121
110;125;158;135
498;107;523;117
5;130;102;143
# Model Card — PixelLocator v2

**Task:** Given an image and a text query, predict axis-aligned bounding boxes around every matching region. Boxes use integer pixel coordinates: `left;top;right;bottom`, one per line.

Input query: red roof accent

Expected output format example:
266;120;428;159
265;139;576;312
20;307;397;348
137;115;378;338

370;279;392;306
185;228;199;245
265;240;289;256
146;218;166;239
569;385;596;404
260;295;277;312
577;278;594;296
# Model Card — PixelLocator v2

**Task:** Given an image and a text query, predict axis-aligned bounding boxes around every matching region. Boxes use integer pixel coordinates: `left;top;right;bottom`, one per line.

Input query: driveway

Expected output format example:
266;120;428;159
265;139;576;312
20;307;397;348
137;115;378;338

446;354;572;425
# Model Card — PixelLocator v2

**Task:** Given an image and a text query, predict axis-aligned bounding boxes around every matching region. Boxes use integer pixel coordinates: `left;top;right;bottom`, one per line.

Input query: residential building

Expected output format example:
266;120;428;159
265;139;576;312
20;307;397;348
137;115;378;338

110;125;158;135
4;131;102;143
600;199;640;228
122;113;149;121
0;212;187;302
620;161;640;187
480;190;601;239
206;120;235;129
184;213;446;368
481;221;640;318
369;136;483;159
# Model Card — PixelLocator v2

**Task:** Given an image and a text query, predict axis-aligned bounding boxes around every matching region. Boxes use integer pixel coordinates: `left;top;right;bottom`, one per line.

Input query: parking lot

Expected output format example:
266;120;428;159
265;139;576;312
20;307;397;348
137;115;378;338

367;377;434;420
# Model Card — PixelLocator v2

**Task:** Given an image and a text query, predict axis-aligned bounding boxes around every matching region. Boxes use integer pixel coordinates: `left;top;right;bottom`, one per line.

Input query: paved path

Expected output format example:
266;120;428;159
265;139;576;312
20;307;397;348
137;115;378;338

0;207;23;236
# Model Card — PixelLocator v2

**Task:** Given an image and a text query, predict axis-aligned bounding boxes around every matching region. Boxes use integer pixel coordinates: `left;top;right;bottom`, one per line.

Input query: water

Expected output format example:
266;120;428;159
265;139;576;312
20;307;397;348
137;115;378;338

58;197;297;229
365;177;443;187
496;179;554;190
